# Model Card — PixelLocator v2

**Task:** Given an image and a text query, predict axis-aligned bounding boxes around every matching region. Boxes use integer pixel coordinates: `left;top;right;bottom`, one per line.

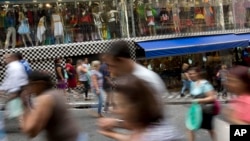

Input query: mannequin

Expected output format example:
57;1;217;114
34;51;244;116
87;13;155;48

184;1;193;32
107;7;120;39
4;11;16;49
36;16;46;46
214;0;224;30
228;6;234;28
172;3;180;33
51;8;64;44
92;7;104;40
235;0;246;29
159;8;168;34
194;7;204;32
145;3;156;36
18;12;34;47
203;0;214;30
119;0;129;38
80;8;94;41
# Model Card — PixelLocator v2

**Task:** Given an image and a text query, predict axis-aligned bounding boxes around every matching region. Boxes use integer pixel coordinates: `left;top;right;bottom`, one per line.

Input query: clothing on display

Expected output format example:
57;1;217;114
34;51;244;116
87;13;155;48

18;18;30;34
37;16;46;43
52;14;64;37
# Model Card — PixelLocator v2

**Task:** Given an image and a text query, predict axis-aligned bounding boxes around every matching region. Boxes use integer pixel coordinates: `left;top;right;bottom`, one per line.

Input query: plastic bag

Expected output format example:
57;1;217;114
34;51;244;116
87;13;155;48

186;102;202;130
5;98;23;119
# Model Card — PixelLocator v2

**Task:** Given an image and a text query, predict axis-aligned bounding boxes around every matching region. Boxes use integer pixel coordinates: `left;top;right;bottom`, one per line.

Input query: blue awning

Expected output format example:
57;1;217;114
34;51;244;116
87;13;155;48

136;34;249;58
237;33;250;42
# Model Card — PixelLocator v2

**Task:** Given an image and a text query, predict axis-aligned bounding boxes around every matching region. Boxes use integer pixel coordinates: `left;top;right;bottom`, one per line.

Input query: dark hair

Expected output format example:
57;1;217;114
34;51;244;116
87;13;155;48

229;66;250;91
28;70;54;90
114;75;164;127
54;57;61;64
15;52;23;60
66;58;72;63
106;40;131;59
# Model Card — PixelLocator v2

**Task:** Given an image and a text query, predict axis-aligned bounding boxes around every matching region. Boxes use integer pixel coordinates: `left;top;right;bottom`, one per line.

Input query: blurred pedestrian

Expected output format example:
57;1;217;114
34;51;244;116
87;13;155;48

98;74;184;141
54;58;67;99
0;53;28;119
98;40;168;134
76;59;89;100
65;58;77;93
187;67;216;141
224;66;250;124
90;61;104;117
216;64;228;98
180;63;190;97
99;58;112;112
20;71;87;141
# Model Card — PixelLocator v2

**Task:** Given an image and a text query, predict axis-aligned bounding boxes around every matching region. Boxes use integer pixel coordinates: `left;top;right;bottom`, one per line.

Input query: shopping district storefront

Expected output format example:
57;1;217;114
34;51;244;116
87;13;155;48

1;0;250;88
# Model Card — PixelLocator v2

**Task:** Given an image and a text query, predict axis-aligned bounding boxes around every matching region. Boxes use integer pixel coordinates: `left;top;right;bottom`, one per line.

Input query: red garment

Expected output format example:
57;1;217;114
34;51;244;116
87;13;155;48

27;10;34;27
231;95;250;123
65;63;77;88
80;13;92;23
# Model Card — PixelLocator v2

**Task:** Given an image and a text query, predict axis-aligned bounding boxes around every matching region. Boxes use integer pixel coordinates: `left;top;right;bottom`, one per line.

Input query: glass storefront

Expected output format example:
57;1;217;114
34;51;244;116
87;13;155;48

0;0;250;48
136;49;235;88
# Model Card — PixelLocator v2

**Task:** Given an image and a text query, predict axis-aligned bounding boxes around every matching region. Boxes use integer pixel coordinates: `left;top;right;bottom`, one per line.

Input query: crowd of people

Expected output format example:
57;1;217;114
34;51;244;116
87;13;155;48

0;40;250;141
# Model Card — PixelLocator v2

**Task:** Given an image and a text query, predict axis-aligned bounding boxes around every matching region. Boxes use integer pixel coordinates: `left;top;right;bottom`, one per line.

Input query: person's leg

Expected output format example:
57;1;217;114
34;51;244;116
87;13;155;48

181;80;187;97
208;130;216;141
187;130;195;141
97;89;104;117
83;81;89;100
104;90;110;112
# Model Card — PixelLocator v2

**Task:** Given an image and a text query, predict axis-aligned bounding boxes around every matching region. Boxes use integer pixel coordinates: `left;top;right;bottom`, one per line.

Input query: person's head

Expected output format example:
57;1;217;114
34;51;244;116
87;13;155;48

103;40;133;76
26;70;54;96
113;74;163;129
66;58;73;64
83;58;89;64
225;66;250;94
188;67;203;81
4;53;19;64
75;32;84;42
91;60;101;70
221;64;227;70
76;59;83;66
182;63;189;70
15;52;23;60
54;57;62;64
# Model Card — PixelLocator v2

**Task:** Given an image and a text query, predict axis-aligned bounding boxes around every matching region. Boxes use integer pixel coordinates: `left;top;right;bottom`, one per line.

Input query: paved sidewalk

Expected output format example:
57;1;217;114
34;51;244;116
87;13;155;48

0;90;232;109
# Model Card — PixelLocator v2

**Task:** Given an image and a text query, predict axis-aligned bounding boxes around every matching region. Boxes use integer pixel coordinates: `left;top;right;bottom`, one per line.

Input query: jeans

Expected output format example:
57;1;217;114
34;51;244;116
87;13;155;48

181;80;190;94
93;88;104;114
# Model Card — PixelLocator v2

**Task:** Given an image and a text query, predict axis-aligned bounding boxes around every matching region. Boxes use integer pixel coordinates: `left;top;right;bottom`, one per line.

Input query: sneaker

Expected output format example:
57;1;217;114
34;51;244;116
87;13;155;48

180;94;185;97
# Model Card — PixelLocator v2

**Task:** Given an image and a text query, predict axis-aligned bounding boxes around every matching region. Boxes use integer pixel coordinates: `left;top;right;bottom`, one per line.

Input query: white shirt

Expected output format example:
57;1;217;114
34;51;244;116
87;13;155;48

0;61;28;93
132;63;168;96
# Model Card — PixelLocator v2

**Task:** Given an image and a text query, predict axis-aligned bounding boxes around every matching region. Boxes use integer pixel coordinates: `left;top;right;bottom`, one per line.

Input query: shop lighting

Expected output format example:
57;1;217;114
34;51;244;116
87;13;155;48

46;3;51;8
33;0;37;2
5;1;10;4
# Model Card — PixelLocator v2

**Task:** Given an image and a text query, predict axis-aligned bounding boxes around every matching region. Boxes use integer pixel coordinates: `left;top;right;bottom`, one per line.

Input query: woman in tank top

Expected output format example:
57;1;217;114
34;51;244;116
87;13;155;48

19;71;87;141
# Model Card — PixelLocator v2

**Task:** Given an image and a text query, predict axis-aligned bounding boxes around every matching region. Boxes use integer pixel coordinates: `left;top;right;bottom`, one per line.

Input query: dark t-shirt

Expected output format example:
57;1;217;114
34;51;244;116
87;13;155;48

55;64;65;80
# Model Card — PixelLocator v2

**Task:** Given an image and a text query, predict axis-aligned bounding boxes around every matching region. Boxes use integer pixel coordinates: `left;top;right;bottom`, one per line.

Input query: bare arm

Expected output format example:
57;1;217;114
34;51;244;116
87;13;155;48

91;74;99;91
56;67;64;80
21;94;54;137
196;90;216;104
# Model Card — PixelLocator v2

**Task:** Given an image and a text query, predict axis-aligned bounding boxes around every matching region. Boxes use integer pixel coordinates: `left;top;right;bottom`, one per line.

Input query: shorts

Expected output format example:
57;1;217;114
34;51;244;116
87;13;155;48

57;79;67;89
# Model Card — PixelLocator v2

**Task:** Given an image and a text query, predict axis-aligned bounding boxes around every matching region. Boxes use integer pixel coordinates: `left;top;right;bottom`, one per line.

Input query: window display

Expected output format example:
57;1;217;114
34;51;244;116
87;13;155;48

0;0;249;48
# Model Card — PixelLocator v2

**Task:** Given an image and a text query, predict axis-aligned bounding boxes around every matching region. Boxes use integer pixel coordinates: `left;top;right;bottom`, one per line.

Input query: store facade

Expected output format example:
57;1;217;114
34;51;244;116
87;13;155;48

0;0;250;83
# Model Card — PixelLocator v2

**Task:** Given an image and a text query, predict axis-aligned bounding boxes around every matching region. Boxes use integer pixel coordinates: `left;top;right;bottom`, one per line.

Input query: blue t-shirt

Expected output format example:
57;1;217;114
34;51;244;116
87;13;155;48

190;80;214;96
